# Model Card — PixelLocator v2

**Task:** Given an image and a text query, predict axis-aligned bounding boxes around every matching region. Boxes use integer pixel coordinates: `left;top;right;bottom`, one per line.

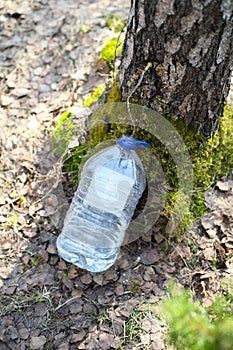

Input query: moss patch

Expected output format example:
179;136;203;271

84;85;105;107
99;37;123;67
106;14;125;32
51;110;75;157
176;105;233;217
106;78;122;102
151;105;233;229
51;104;233;235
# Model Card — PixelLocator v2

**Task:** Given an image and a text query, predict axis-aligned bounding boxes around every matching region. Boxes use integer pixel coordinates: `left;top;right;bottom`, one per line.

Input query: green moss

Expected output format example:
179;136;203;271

106;14;125;32
99;37;123;66
107;78;122;102
51;110;75;157
31;255;45;267
130;279;141;293
164;191;195;233
155;105;233;232
51;109;88;184
84;85;105;107
52;101;233;236
176;105;233;217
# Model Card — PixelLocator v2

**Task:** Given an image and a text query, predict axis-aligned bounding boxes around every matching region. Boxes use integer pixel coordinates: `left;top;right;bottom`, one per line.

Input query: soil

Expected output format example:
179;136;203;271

0;1;233;349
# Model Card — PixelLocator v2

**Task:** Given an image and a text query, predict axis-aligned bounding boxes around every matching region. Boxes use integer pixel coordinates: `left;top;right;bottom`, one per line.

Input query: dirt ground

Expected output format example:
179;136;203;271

0;1;233;349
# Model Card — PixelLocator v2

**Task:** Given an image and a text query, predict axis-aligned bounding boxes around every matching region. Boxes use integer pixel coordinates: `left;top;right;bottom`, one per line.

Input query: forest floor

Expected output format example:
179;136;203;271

0;0;233;349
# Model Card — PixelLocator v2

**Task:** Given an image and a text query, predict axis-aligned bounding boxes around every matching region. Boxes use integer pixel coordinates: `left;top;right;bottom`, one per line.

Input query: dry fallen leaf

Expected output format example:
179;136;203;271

216;179;233;192
203;247;216;260
140;249;160;265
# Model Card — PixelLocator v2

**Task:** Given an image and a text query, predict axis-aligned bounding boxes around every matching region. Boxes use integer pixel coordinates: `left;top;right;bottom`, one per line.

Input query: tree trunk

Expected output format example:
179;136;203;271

119;0;233;136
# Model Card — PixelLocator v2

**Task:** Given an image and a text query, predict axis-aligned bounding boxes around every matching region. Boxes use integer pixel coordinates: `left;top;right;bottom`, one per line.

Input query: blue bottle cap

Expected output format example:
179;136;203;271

116;136;150;150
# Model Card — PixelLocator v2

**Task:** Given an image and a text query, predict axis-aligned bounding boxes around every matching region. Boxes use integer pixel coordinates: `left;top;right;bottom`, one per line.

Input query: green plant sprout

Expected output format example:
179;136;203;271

162;284;233;350
124;310;148;343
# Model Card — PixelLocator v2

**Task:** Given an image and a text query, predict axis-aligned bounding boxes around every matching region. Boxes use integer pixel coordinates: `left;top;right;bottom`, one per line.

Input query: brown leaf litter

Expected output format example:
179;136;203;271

0;0;233;349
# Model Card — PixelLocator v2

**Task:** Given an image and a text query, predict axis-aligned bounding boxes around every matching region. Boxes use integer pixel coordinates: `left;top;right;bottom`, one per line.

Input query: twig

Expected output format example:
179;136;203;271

55;295;83;312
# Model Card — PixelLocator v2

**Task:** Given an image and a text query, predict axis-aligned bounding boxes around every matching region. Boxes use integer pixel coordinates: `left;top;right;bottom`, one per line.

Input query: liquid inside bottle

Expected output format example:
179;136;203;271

56;139;148;272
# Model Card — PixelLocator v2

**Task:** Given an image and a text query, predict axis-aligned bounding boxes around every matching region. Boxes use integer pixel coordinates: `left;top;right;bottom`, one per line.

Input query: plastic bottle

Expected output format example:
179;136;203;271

56;136;149;272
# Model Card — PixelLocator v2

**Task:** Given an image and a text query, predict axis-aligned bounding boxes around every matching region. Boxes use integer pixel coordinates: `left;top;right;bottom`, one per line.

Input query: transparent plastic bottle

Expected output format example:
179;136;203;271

56;136;149;272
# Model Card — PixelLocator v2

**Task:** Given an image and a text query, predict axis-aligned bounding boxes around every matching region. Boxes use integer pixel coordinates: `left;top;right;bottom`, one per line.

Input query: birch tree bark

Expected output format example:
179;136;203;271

119;0;233;136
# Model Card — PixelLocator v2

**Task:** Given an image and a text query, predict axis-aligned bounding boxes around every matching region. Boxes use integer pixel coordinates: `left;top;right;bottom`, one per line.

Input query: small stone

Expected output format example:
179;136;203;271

54;332;66;347
30;335;47;349
34;67;43;76
141;281;154;293
5;319;13;327
201;215;213;230
115;305;132;318
142;233;152;242
49;255;59;265
226;257;233;273
0;215;7;223
22;255;31;265
0;265;13;279
112;321;123;336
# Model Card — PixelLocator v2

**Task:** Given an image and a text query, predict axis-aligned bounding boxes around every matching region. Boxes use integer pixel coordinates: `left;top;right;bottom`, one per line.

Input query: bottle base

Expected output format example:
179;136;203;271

56;235;119;272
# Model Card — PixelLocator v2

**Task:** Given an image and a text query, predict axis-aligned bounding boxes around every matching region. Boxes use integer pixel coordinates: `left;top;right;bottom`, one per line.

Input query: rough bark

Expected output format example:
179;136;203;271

119;0;233;136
